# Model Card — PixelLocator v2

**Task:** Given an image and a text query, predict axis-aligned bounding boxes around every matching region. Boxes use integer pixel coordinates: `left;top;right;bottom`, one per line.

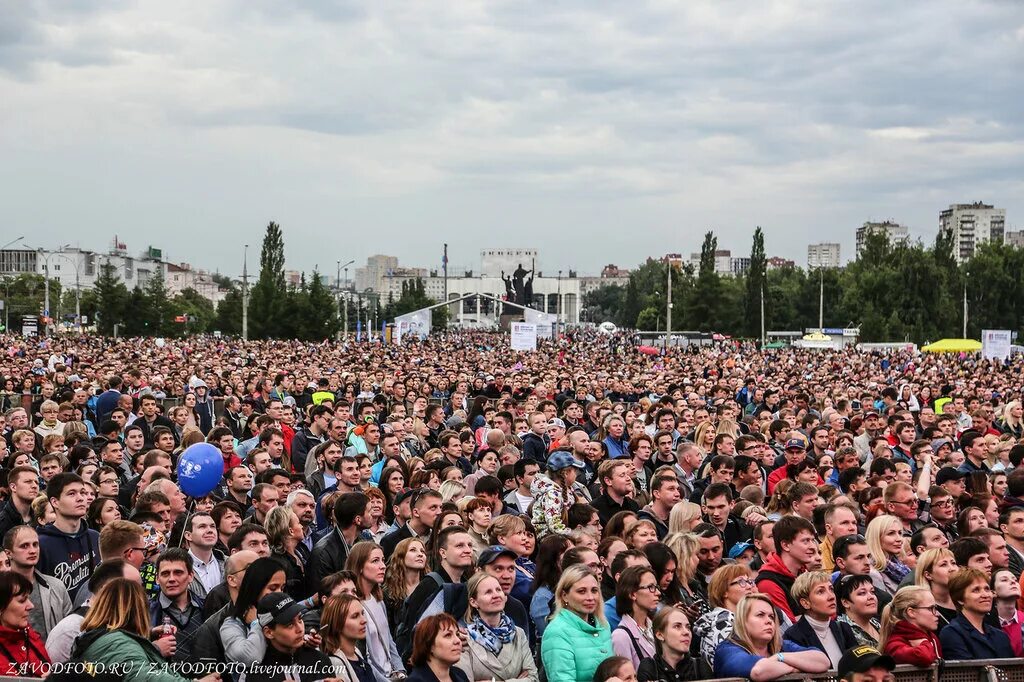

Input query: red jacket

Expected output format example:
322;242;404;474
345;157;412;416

882;619;942;667
0;625;50;678
755;552;804;622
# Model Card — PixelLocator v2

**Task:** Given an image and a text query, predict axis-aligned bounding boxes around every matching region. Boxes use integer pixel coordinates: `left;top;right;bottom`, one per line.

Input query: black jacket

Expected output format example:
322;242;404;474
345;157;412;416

189;604;229;666
309;528;352;587
258;642;334;682
783;615;859;659
591;492;640;527
134;415;175;447
290;428;326;475
380;523;415;562
636;507;670;540
637;653;701;681
0;499;30;542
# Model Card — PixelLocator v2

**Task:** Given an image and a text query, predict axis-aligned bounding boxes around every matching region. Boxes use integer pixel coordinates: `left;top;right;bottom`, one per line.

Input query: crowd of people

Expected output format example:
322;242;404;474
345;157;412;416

0;330;1022;681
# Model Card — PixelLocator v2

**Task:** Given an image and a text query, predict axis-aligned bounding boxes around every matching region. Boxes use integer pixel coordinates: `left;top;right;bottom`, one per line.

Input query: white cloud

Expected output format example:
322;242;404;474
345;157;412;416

1;0;1022;276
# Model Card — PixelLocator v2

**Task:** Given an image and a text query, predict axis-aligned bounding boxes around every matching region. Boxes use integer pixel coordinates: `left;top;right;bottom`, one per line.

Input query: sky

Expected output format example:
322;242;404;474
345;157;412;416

2;1;1023;279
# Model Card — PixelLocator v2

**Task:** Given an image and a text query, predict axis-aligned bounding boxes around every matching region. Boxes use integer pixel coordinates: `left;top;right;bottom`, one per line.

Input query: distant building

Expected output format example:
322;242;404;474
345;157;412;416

766;256;795;270
807;243;841;269
1006;230;1024;249
939;202;1006;264
687;250;747;276
354;255;399;293
600;264;630;278
856;220;910;258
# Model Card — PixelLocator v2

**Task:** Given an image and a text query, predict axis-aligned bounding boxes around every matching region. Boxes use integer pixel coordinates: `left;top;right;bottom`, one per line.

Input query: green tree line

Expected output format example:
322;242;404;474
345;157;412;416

583;228;1024;344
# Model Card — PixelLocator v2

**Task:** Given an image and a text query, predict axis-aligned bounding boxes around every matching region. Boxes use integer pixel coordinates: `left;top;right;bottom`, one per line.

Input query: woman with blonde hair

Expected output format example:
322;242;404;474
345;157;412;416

668;501;702;535
914;547;958;632
457;573;537;682
694;422;717;457
540;564;612;682
716;419;740;440
77;578;219;682
866;514;911;595
438;479;467;505
692;563;756;670
999;400;1024;439
664;532;708;618
713;594;829;679
878;586;942;666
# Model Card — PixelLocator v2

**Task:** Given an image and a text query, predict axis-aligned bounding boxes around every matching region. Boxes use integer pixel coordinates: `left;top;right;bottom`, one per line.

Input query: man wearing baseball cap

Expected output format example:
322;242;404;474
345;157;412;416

837;645;894;682
255;592;332;681
767;438;808;494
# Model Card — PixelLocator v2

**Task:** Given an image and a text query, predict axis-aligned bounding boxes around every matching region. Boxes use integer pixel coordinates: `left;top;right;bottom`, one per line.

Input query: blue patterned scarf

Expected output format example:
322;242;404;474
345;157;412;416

466;614;517;655
883;556;911;585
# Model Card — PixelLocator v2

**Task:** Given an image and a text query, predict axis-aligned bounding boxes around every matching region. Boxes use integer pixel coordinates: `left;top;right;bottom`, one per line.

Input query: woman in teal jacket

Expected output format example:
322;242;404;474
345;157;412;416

72;578;219;682
541;564;613;682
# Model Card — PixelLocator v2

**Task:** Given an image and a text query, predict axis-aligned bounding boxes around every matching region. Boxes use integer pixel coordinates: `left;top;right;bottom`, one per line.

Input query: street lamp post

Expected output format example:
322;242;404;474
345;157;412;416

242;245;249;341
337;259;354;340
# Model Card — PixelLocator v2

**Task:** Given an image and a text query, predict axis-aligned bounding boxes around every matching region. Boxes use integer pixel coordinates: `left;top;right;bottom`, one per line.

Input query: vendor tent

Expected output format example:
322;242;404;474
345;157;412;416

921;338;982;353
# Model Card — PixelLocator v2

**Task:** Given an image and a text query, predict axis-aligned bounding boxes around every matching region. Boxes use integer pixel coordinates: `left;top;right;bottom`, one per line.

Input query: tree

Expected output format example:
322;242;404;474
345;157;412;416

745;226;767;338
248;222;287;339
144;273;172;336
171;288;216;335
685;231;721;331
304;271;341;340
93;262;129;335
214;287;243;335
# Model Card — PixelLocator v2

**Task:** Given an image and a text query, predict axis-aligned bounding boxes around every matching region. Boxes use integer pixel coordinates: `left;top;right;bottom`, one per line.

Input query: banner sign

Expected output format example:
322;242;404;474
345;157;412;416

982;329;1012;361
523;309;556;339
395;309;432;344
511;322;537;351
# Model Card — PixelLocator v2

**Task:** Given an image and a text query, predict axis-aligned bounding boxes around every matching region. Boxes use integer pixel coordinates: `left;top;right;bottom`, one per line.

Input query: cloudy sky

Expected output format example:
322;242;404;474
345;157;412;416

2;1;1022;278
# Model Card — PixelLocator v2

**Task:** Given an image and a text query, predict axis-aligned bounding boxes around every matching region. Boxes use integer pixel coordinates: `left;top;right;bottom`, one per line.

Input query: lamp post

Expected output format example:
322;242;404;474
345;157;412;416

0;237;24;331
338;259;354;339
24;244;70;335
241;245;249;341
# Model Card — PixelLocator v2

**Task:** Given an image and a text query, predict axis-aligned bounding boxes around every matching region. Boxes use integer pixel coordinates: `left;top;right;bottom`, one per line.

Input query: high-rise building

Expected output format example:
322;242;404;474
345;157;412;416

856;220;910;258
939;202;1006;264
807;243;841;269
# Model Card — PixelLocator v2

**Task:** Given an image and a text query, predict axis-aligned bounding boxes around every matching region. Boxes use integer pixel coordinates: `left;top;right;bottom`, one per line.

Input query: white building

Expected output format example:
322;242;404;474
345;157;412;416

939;202;1006;264
0;239;229;306
856;220;910;258
807;242;841;269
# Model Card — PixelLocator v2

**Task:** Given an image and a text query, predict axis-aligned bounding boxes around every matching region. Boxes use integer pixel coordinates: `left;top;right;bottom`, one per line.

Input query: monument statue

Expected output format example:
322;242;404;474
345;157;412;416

501;271;515;301
512;263;533;307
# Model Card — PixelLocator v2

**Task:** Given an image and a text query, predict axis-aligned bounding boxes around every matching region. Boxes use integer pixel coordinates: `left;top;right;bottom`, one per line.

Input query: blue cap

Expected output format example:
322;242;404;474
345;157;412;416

728;542;755;559
547;451;586;472
785;438;807;451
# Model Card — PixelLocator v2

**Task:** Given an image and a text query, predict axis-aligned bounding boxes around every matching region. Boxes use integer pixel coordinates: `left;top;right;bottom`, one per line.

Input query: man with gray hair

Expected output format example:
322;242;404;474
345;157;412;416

674;441;702;500
286;488;316;554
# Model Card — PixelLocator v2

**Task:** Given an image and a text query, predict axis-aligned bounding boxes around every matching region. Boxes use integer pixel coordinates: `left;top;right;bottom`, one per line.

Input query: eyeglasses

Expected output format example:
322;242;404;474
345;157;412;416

891;499;915;507
729;578;756;588
932;499;953;507
637;583;661;593
910;604;940;615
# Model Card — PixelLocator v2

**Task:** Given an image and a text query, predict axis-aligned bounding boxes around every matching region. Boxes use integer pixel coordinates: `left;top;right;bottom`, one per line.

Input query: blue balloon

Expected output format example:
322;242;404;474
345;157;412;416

177;442;223;498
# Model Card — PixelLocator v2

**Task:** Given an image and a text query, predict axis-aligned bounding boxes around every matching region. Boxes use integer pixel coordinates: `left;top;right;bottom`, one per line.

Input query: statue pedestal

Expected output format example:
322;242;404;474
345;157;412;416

499;313;521;332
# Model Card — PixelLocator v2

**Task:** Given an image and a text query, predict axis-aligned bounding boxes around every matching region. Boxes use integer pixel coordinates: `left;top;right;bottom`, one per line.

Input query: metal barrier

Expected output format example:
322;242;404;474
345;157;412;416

696;662;1024;682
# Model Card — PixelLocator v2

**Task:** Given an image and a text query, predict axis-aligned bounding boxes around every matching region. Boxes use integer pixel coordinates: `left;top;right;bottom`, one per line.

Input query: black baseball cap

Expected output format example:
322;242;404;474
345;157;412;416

257;592;305;627
936;467;968;485
838;646;894;678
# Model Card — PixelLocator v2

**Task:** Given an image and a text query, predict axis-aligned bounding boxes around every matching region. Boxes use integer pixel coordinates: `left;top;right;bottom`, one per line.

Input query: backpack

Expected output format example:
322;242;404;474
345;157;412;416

395;572;461;661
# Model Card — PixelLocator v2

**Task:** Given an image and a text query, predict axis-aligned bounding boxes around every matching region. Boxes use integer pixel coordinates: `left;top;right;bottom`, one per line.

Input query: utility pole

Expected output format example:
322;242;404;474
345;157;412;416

241;244;249;341
665;259;672;350
818;267;824;331
760;284;766;346
963;269;968;338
